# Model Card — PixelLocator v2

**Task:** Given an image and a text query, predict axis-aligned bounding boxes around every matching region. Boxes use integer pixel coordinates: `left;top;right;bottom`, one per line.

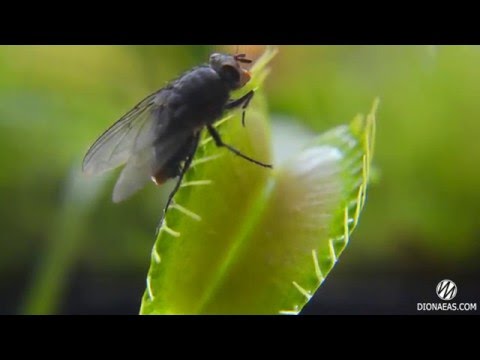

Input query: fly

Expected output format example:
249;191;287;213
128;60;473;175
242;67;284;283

82;52;273;228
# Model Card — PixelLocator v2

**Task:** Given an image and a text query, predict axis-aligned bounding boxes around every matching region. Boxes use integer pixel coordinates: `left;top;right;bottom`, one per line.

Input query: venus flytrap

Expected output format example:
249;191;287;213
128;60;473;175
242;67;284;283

140;48;377;315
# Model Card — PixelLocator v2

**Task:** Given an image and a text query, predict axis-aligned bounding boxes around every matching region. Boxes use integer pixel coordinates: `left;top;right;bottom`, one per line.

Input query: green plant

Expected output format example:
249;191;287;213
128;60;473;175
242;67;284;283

140;48;377;314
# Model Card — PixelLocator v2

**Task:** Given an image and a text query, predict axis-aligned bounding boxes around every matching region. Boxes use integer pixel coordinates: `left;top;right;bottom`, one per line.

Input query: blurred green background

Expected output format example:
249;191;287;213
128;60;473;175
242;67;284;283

1;45;478;314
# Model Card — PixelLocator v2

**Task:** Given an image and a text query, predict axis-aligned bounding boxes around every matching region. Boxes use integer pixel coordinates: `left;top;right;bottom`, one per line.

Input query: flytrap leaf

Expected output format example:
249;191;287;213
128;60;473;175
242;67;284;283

140;48;377;314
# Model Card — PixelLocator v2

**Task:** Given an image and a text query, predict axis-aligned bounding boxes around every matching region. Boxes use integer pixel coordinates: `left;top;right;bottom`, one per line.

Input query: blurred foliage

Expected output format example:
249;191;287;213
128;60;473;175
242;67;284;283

267;46;480;263
0;45;479;314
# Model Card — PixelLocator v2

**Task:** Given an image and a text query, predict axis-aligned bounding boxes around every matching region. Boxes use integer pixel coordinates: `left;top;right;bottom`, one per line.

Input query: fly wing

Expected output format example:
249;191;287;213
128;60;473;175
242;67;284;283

82;90;167;177
111;130;192;203
112;147;155;203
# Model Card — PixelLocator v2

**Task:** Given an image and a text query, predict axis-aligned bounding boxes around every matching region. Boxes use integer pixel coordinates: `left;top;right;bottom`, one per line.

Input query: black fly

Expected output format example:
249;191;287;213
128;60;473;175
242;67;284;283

82;52;272;227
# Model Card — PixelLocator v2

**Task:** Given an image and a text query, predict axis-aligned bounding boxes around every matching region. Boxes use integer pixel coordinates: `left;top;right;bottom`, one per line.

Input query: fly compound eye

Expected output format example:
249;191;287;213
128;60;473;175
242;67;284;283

220;65;241;85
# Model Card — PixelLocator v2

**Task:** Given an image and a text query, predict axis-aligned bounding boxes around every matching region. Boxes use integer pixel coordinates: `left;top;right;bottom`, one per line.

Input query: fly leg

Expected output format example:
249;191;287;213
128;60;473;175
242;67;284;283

207;124;272;168
225;90;254;127
155;132;200;236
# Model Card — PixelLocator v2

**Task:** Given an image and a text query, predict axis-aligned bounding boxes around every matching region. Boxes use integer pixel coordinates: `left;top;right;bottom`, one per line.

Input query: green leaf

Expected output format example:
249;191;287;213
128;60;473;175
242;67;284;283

140;48;377;314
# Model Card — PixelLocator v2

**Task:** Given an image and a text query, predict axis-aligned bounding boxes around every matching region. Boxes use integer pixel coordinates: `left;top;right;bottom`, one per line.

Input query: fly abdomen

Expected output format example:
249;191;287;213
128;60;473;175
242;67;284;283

152;133;199;185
